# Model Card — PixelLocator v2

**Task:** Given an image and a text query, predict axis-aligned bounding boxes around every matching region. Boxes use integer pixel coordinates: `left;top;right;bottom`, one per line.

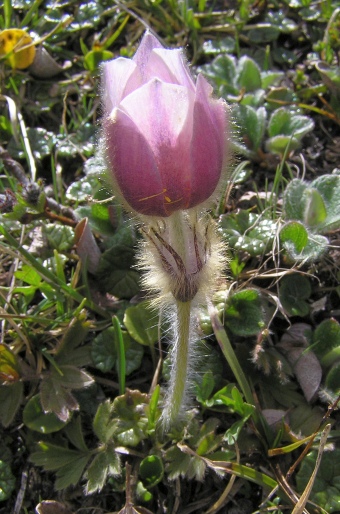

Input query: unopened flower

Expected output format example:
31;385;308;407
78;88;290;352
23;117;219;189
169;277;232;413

101;32;230;429
102;32;227;217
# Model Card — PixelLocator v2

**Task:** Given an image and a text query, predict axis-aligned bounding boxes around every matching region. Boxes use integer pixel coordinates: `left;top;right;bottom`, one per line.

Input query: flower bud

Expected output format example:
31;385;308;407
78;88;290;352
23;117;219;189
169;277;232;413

102;32;228;217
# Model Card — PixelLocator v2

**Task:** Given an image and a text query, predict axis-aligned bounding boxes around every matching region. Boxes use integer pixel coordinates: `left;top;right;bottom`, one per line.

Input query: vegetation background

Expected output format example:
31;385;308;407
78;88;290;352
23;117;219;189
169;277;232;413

0;0;340;513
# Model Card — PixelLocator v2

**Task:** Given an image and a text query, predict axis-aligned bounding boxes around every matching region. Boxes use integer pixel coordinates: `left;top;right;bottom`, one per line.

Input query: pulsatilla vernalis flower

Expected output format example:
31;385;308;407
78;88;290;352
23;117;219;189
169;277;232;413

102;31;227;217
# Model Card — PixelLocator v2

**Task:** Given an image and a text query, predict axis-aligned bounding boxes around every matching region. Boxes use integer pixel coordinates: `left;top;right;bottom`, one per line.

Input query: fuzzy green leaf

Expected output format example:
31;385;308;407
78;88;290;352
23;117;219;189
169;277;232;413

86;445;121;493
283;179;309;220
93;400;116;444
280;221;328;261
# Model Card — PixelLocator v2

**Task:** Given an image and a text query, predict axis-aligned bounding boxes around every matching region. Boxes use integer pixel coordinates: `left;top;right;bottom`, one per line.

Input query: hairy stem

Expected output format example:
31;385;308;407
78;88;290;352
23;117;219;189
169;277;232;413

162;299;192;428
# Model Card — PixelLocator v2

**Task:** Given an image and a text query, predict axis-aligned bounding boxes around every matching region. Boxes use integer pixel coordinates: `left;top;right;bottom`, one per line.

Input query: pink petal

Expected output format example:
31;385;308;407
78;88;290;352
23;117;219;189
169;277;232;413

133;31;163;81
104;112;167;216
102;58;142;114
145;49;195;91
119;79;195;214
189;74;227;206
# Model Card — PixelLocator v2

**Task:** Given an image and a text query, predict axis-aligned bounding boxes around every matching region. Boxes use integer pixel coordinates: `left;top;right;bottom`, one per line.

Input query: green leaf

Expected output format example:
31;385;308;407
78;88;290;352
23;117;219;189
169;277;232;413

40;375;78;422
87;454;110;493
0;343;20;382
261;71;284;89
313;319;340;361
112;391;149;447
232;104;266;152
280;222;328;262
56;124;96;158
224;418;250;445
325;362;340;392
97;226;140;298
280;221;309;253
139;455;164;488
303;188;327;227
86;444;121;493
195;370;215;404
64;416;89;452
279;274;311;317
0;460;16;501
193;341;223;392
91;327;143;375
23;394;68;433
195;418;222;455
84;48;114;71
93;400;116;444
283;175;340;235
124;302;159;347
237;56;262;92
55;455;90;490
146;385;161;430
219;211;276;257
296;449;340;512
66;174;101;202
310;174;340;233
202;37;235;55
200;54;238;95
0;382;23;427
15;264;42;287
62;366;94;389
76;203;117;236
31;442;89;471
56;311;92;361
8;127;55;160
283;179;309;220
248;25;280;43
265;134;300;154
166;446;194;480
224;289;265;336
268;108;314;138
42;224;74;252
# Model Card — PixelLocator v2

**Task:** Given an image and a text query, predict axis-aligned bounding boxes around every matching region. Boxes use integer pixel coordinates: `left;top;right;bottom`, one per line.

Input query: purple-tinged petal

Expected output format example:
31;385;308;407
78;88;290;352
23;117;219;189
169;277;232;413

102;58;142;114
196;74;227;140
119;79;193;154
145;49;195;91
118;79;195;214
133;31;164;81
189;74;227;206
104;111;167;216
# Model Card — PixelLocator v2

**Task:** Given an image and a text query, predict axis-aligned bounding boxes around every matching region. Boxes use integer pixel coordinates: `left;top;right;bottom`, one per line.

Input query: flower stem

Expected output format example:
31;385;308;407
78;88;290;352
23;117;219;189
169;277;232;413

162;299;192;428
